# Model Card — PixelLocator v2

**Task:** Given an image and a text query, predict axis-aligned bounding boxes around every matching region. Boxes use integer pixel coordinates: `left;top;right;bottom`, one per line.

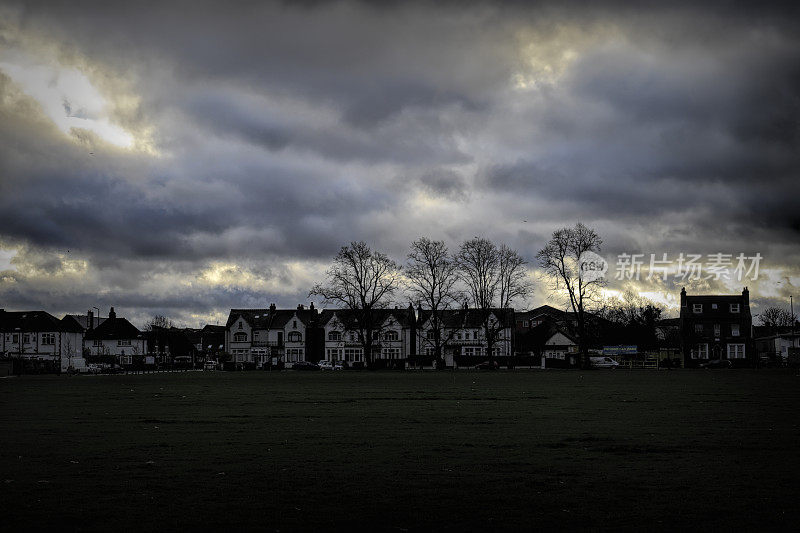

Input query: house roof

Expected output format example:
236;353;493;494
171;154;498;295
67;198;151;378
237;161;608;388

63;314;107;331
84;315;142;340
515;305;571;321
226;308;320;330
0;310;80;333
417;308;515;329
320;307;416;329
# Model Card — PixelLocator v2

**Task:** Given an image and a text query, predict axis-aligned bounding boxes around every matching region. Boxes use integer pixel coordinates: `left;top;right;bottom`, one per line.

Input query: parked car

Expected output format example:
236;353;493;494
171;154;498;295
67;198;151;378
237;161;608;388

475;360;499;370
318;360;334;370
698;359;733;369
589;356;619;369
291;361;320;371
86;363;102;374
333;362;344;371
203;361;218;371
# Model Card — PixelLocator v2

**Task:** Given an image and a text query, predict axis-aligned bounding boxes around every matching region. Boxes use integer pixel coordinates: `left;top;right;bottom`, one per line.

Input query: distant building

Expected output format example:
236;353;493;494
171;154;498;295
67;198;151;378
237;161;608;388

83;307;146;366
320;306;416;367
679;287;753;367
225;304;323;368
515;323;578;367
0;309;85;372
416;307;514;367
754;324;800;365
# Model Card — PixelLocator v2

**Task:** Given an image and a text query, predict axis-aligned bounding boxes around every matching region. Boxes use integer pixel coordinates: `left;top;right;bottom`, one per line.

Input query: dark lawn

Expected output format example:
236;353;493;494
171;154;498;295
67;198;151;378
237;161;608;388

1;369;799;531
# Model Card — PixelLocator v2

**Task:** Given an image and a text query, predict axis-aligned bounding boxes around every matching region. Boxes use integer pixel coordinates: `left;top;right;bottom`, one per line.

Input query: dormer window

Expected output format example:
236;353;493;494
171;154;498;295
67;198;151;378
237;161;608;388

730;303;740;313
693;304;703;314
288;331;302;342
238;322;243;330
328;331;341;341
234;332;247;342
712;303;718;310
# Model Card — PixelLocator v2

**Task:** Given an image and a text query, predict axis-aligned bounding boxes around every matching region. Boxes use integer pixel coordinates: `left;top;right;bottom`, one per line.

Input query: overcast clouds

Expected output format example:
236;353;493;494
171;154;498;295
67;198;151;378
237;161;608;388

0;1;798;327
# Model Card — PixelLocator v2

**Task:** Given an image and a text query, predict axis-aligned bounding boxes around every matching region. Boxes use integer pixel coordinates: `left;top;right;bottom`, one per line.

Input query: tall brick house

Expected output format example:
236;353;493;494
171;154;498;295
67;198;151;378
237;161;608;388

679;287;753;367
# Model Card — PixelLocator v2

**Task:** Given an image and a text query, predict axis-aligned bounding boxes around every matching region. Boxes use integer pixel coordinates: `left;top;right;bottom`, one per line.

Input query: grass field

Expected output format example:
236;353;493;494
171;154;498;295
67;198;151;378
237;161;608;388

2;369;799;531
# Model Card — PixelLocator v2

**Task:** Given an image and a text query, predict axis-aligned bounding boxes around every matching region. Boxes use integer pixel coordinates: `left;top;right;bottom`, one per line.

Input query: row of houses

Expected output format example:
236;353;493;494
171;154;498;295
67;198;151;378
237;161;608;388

224;303;514;369
0;307;225;373
2;287;796;372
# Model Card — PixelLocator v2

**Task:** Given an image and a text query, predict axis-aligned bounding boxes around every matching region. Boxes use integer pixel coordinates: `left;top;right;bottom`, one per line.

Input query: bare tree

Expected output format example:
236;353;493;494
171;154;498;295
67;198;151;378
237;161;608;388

309;241;401;367
455;238;532;362
537;223;604;368
758;306;797;328
406;238;462;368
145;315;174;331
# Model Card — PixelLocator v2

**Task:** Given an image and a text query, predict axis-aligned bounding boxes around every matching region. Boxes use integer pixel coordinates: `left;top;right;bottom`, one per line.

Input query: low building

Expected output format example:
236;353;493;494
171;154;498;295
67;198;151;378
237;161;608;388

754;324;800;365
83;307;146;366
679;287;753;367
0;309;85;373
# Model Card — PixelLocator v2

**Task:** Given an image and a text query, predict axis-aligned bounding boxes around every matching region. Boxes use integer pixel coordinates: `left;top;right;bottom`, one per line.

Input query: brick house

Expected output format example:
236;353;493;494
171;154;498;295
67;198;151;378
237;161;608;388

679;287;753;367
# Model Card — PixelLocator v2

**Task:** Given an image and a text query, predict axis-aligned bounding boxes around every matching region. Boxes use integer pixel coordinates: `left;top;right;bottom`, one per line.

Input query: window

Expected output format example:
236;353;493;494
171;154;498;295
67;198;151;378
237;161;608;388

41;333;55;345
93;340;102;347
326;348;341;360
286;348;304;362
691;343;709;359
288;331;302;343
23;334;32;343
426;330;436;340
523;320;529;328
727;344;745;359
731;324;740;337
344;348;363;362
233;332;247;342
463;347;482;357
238;322;243;330
694;324;703;333
473;331;479;340
730;303;740;313
384;330;399;341
372;331;380;341
293;320;297;329
117;339;131;346
456;332;462;340
491;345;505;357
713;324;720;337
11;334;19;344
693;304;703;314
545;351;566;360
382;347;401;359
349;332;357;342
328;331;341;341
712;303;718;310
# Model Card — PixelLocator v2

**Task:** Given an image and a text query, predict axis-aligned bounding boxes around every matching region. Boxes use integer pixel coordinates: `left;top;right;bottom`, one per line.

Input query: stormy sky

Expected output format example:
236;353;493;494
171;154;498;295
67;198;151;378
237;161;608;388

0;1;798;328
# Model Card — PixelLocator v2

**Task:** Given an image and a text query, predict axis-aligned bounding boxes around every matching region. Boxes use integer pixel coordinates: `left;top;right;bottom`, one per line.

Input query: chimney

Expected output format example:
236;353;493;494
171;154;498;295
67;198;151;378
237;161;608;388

109;307;116;320
297;304;304;310
680;287;687;307
269;303;276;312
87;310;94;330
742;287;749;306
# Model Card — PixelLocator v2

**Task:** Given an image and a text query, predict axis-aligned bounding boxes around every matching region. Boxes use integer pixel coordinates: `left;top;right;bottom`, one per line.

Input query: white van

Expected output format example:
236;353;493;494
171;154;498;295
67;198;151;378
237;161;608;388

590;356;619;369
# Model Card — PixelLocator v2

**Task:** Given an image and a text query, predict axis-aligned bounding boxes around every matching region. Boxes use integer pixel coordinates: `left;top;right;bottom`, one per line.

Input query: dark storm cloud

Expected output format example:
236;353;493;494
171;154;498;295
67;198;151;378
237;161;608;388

0;0;798;321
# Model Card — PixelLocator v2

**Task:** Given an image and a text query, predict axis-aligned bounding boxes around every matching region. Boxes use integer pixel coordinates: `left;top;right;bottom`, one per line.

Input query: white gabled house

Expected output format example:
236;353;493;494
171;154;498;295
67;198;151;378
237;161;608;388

83;307;146;366
415;308;515;367
0;309;86;372
319;307;416;367
224;304;323;368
